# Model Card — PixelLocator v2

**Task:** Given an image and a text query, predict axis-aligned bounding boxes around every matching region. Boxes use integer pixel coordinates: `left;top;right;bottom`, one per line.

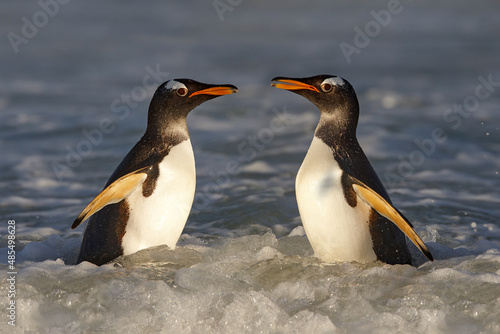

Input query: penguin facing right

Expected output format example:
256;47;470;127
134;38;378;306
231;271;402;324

72;79;238;265
271;75;433;265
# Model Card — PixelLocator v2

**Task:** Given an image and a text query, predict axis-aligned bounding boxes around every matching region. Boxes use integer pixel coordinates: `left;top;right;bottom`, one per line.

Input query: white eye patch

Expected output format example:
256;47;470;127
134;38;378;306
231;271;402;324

321;77;345;87
164;80;188;91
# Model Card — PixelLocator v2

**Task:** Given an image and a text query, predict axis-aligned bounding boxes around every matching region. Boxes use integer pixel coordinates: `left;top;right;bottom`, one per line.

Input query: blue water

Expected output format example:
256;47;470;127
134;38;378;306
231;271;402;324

1;1;500;333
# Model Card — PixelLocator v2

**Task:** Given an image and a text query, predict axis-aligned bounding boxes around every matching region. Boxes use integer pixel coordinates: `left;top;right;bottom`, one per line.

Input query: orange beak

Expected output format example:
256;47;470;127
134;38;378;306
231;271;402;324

189;86;238;98
271;79;320;93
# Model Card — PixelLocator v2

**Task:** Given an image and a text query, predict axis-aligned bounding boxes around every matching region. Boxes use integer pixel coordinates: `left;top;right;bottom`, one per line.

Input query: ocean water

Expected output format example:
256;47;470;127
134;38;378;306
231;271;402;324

1;1;500;333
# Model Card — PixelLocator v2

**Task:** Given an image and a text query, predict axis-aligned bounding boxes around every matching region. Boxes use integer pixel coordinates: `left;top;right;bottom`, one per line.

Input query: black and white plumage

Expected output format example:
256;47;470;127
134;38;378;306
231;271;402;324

271;75;433;265
72;79;238;265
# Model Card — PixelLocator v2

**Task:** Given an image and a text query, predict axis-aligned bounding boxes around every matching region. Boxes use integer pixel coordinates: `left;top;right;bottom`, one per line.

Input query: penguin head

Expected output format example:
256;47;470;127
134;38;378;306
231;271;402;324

147;79;238;131
271;75;359;132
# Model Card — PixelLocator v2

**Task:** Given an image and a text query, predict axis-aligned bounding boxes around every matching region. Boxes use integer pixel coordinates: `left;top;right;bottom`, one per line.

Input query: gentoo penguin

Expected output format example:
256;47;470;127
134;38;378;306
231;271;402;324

271;75;433;265
72;79;238;265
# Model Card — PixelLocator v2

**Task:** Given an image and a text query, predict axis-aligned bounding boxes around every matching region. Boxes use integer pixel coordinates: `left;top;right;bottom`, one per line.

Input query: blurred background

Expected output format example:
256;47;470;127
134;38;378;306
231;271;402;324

1;1;499;332
2;0;498;240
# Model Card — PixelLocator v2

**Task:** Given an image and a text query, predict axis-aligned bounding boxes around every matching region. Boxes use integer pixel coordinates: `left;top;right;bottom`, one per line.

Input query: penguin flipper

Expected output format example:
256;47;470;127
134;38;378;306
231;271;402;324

348;175;434;261
71;165;153;229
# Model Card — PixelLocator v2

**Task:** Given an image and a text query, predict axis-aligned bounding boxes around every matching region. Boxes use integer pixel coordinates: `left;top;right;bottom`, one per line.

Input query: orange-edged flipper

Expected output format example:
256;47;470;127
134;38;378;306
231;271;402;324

71;165;153;229
347;174;434;261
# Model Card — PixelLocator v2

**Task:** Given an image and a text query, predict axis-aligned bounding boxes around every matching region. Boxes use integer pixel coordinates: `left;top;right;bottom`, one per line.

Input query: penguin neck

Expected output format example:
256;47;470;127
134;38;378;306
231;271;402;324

144;117;190;146
313;112;382;190
314;112;359;150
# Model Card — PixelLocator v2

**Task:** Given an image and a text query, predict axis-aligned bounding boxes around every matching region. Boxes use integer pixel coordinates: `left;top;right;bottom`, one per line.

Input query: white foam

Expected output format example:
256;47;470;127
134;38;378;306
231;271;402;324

2;226;499;333
2;3;499;333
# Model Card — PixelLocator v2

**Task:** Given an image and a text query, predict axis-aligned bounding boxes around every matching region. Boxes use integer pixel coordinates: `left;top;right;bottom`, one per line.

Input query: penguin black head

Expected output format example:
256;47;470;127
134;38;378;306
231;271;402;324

147;79;238;133
271;75;359;134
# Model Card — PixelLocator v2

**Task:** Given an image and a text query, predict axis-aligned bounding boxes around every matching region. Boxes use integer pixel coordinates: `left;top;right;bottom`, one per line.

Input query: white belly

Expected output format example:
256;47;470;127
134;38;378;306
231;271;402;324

121;139;196;255
296;137;377;263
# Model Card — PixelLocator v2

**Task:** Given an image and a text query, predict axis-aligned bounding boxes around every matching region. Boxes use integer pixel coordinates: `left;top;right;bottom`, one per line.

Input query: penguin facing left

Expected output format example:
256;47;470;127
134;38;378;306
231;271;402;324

271;75;433;265
72;79;238;265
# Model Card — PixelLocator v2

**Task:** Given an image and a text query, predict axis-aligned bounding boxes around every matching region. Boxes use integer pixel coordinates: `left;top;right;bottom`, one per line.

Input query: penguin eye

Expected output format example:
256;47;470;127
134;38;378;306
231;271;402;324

321;83;333;93
176;88;188;96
